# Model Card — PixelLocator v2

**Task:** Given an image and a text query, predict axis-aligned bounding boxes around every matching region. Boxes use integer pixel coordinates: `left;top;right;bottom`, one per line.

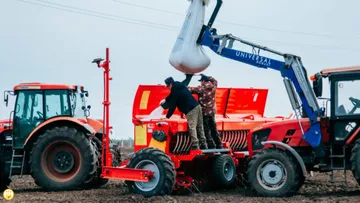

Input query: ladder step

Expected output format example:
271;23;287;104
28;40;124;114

13;155;23;158
330;155;345;158
9;149;26;178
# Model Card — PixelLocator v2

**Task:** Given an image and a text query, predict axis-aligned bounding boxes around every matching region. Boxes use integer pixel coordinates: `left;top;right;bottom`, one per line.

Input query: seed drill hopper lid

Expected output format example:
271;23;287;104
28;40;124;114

132;85;269;122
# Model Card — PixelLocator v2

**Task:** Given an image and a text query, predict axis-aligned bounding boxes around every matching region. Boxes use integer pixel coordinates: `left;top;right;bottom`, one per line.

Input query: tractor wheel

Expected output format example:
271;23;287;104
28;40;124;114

350;139;360;185
286;151;305;191
247;148;301;197
212;154;236;187
83;139;109;188
126;147;176;197
30;126;97;191
0;152;11;192
296;170;305;191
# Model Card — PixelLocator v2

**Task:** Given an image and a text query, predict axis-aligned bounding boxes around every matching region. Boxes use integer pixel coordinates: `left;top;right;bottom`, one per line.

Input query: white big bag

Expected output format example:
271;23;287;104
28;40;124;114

169;0;211;74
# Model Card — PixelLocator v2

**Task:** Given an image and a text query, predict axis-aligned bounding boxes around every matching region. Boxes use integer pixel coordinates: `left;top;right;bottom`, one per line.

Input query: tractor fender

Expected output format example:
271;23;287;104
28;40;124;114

261;140;308;177
346;126;360;145
23;117;96;148
84;118;104;135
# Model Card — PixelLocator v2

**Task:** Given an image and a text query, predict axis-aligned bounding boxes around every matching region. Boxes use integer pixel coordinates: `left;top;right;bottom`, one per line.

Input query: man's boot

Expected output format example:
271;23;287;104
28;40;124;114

207;138;216;149
208;143;216;149
200;142;208;150
204;136;215;149
213;137;223;149
191;141;200;150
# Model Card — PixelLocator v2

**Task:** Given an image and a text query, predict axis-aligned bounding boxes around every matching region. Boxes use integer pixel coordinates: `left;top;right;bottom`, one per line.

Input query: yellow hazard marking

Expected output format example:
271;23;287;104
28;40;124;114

135;124;147;145
3;189;14;201
140;90;150;110
149;138;166;152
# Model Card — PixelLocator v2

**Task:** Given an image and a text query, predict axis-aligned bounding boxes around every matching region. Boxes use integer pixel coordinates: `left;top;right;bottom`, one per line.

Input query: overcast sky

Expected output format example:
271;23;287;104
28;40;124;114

1;0;359;139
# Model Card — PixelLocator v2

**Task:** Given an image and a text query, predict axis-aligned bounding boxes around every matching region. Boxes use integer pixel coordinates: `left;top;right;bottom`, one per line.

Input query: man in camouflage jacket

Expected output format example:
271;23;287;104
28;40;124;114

188;74;223;149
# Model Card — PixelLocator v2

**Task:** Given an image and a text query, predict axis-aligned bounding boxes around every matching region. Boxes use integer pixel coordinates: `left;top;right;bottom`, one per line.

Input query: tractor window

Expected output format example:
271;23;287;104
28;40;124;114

14;91;43;123
45;90;71;120
12;90;44;148
69;90;86;118
335;80;360;116
62;93;70;115
15;92;26;118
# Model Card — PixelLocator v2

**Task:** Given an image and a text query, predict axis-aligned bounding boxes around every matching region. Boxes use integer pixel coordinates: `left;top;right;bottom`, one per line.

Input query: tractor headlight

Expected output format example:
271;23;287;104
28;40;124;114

252;128;271;150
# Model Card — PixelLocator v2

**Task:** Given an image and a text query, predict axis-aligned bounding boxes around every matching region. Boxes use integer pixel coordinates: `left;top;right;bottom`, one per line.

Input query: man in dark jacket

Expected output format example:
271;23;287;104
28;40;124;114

189;74;223;149
160;76;208;150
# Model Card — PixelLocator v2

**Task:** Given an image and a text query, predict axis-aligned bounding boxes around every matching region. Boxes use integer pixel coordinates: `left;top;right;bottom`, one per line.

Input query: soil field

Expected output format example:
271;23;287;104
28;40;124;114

2;147;360;202
2;170;360;203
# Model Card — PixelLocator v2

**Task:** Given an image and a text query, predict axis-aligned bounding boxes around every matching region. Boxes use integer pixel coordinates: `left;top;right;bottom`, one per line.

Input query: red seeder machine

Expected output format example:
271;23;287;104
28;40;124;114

3;1;360;198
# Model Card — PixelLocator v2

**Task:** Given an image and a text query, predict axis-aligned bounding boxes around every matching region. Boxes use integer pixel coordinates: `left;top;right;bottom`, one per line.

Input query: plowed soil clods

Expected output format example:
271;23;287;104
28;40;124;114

3;171;360;203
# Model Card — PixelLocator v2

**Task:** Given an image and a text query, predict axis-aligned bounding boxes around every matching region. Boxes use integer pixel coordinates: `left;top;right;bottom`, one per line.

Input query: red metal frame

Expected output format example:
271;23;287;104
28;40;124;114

0;119;11;134
132;85;270;120
102;166;153;182
175;176;193;188
247;118;331;157
96;48;153;182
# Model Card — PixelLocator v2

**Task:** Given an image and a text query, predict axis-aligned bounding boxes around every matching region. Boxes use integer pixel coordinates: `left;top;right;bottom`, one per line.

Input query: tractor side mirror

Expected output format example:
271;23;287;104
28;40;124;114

312;73;323;98
4;94;8;107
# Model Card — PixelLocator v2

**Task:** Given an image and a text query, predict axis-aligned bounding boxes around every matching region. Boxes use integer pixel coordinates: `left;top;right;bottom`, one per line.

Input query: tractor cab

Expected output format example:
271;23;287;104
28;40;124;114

3;82;91;148
311;66;360;142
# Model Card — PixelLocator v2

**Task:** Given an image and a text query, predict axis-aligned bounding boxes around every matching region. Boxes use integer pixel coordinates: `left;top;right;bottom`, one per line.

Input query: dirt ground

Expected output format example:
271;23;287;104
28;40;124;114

2;170;360;203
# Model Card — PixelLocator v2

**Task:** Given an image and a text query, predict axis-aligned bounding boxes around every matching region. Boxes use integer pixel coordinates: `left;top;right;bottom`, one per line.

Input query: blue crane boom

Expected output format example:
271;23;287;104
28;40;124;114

197;0;325;148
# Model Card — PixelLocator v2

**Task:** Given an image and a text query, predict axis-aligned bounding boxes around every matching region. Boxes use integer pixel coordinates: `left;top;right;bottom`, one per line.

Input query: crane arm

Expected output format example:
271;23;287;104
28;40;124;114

197;0;324;148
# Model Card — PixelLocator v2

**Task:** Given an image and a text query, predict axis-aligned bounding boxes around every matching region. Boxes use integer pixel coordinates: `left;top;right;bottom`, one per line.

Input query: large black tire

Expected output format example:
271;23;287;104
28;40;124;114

296;169;305;191
212;154;236;187
83;138;109;189
247;148;301;197
29;126;97;191
0;152;11;192
126;147;176;197
350;139;360;185
285;151;305;191
111;141;123;167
